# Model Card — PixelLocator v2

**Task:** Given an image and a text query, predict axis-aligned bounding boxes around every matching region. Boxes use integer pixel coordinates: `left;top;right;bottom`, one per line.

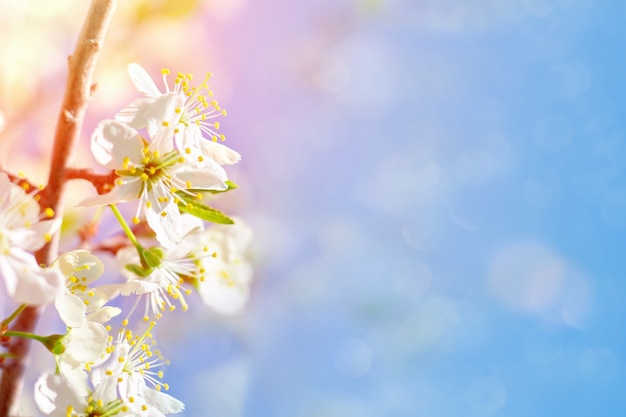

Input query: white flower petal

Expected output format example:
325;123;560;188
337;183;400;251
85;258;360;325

141;385;185;414
198;140;242;165
2;249;65;305
63;321;108;365
116;97;154;127
145;202;185;248
56;250;104;284
173;159;228;191
119;279;161;296
143;93;185;138
77;181;142;207
86;306;122;324
198;259;252;315
35;373;86;417
128;63;162;98
55;292;87;328
91;120;145;168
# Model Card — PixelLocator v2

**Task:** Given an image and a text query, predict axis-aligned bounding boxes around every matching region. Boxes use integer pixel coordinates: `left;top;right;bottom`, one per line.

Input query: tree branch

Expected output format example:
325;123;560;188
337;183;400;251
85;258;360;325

0;1;117;415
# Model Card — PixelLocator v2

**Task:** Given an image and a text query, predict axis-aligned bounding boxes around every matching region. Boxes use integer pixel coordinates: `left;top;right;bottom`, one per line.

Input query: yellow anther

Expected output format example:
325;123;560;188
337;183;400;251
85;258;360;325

132;217;140;224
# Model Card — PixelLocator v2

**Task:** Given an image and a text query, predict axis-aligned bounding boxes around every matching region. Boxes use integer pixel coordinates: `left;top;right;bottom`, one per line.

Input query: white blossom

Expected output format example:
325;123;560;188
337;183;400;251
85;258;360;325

52;250;121;390
102;215;204;320
194;219;253;315
91;323;184;416
35;373;134;417
117;63;241;167
79;120;228;247
0;172;64;305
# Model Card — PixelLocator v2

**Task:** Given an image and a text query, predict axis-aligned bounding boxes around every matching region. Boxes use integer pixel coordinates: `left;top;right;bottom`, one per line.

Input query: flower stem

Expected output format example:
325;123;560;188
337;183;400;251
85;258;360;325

0;305;26;333
0;1;118;415
109;203;143;253
3;330;47;344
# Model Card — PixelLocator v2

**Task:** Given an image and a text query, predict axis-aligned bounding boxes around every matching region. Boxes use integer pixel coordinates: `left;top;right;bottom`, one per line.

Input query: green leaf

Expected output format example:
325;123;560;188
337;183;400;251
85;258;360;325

207;180;238;194
178;198;235;224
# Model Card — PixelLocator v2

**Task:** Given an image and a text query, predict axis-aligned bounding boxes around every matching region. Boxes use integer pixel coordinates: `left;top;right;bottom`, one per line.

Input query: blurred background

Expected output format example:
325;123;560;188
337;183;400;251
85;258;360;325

1;0;626;416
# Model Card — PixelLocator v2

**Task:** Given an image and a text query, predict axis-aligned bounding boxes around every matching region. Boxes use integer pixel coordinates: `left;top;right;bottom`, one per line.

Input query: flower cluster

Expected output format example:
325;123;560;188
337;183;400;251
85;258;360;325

0;64;252;416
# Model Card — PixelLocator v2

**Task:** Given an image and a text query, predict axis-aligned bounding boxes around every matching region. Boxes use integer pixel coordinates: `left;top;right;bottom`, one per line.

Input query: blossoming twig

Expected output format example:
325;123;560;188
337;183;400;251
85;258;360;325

0;1;118;415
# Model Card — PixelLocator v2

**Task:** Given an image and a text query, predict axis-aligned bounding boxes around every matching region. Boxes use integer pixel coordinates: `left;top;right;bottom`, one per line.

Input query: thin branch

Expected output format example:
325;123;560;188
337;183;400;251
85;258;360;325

65;167;118;194
0;1;117;415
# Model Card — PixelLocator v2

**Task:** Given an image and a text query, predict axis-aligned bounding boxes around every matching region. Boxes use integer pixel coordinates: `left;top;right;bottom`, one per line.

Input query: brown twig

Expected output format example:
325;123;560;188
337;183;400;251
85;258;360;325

65;167;118;194
0;1;117;415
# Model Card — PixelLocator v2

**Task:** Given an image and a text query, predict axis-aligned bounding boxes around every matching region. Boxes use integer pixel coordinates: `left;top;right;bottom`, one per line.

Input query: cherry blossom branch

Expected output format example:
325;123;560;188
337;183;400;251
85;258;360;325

65;167;118;194
0;1;117;415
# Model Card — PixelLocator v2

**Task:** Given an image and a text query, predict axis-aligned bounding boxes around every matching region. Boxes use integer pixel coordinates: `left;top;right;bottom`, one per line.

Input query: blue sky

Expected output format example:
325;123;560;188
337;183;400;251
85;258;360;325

150;1;626;416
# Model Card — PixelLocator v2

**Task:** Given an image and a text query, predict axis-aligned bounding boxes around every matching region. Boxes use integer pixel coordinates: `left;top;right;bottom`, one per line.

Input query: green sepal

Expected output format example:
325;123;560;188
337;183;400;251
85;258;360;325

41;334;66;355
142;247;164;268
177;195;235;225
126;263;154;277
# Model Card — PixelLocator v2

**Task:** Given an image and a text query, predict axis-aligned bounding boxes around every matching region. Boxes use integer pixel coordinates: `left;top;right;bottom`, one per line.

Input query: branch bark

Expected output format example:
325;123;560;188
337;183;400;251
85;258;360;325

0;1;117;415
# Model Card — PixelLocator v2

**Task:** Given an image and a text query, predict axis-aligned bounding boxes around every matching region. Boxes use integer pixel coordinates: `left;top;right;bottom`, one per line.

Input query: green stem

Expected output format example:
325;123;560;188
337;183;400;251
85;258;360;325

3;330;47;344
4;331;65;355
0;305;26;331
109;203;142;253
